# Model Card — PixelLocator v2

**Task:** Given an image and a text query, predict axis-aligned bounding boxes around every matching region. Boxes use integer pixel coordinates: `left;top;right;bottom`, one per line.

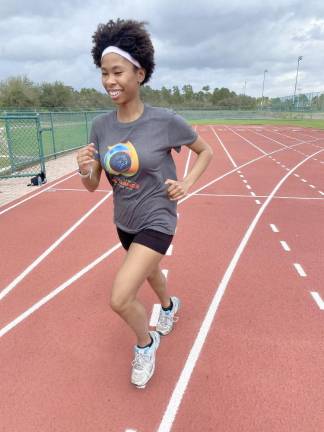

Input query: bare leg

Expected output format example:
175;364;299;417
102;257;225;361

147;266;171;308
110;242;163;347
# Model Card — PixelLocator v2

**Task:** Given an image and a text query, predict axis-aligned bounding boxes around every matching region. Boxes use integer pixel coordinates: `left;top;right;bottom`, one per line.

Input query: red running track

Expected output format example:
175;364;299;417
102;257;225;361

0;125;323;432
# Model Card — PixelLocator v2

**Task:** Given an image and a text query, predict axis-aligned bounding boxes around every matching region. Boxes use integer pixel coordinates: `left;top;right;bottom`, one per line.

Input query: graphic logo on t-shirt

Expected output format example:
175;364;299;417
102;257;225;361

103;141;139;177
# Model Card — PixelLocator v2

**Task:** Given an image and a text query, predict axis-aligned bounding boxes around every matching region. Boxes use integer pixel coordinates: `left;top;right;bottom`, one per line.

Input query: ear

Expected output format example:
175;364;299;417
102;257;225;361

137;68;146;84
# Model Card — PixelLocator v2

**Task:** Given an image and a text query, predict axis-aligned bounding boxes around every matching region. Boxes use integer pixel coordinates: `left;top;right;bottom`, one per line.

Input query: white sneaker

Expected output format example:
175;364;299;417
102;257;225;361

131;331;160;388
156;296;181;336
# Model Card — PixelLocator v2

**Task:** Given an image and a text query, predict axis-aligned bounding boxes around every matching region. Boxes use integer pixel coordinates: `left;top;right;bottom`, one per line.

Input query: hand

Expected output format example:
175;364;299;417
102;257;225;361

165;179;190;201
77;143;98;175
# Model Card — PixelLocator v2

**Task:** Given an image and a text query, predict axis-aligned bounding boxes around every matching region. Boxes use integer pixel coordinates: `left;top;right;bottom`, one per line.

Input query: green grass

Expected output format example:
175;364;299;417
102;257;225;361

189;118;324;128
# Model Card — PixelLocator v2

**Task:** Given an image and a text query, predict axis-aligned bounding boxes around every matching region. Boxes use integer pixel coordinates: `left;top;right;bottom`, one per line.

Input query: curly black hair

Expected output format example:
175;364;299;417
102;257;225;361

91;19;155;85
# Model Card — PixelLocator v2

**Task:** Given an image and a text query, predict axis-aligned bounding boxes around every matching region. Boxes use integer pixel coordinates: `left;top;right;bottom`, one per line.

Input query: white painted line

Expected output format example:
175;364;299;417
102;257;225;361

319;191;324;196
162;269;169;278
47;187;110;193
250;191;256;197
294;173;300;177
150;304;161;327
285;168;290;171
255;200;261;205
280;241;291;251
310;292;324;310
0;243;122;338
301;179;307;183
270;224;279;232
246;185;252;190
0;192;113;301
226;127;268;155
276;161;281;164
293;263;307;277
157;148;324;432
210;127;237;168
240;174;244;178
243;179;248;183
281;165;286;168
237;170;241;174
177;212;180;218
0;172;78;216
166;245;174;256
183;147;193;179
309;184;316;189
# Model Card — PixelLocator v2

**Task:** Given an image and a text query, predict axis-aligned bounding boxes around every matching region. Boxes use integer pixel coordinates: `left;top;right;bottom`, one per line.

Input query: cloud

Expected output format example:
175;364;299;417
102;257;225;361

0;0;323;97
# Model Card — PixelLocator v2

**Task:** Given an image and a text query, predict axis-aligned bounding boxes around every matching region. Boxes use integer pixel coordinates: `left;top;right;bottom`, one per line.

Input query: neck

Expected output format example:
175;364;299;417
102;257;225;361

117;98;144;123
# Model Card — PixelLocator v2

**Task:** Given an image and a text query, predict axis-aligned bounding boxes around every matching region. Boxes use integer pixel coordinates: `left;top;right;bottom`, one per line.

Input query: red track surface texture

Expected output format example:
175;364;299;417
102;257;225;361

1;125;323;432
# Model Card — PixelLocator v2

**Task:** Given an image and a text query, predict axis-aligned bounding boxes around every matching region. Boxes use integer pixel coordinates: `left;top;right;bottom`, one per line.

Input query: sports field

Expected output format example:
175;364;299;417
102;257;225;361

0;123;323;431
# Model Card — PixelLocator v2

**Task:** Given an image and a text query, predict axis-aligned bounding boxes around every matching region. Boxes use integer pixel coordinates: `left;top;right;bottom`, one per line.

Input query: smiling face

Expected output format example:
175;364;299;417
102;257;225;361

101;53;145;105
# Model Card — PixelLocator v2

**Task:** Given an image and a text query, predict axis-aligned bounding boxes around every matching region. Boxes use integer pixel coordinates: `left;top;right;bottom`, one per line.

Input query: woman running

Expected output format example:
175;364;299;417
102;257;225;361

77;19;213;388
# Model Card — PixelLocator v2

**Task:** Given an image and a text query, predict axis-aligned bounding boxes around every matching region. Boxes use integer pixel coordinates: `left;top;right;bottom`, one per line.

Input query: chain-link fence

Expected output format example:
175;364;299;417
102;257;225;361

0;115;46;179
0;110;111;179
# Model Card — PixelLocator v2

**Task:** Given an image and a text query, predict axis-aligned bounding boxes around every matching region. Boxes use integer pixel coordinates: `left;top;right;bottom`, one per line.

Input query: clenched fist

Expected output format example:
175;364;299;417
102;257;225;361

77;143;98;175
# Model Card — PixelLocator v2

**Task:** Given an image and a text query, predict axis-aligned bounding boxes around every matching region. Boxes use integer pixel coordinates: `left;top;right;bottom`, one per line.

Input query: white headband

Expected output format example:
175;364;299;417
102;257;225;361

101;46;141;68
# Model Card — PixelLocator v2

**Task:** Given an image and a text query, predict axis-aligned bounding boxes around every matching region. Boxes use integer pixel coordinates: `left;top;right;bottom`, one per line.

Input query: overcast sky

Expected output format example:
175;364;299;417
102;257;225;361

1;0;323;98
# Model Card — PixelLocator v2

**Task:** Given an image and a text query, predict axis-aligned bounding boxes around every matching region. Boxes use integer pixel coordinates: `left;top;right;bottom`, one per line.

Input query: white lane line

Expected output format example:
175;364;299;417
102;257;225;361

0;192;113;301
150;304;161;327
301;179;307;183
157;148;323;432
240;174;244;178
183;146;193;179
280;241;291;251
255;200;261;205
210;127;238;168
293;263;307;277
0;243;122;338
250;130;290;149
246;185;252;190
1;145;320;338
162;269;169;278
166;245;174;256
0;172;78;216
237;170;242;174
226;127;268;155
192;193;324;201
270;224;279;232
294;173;300;177
310;292;324;310
47;187;110;193
319;191;324;196
243;179;248;184
309;184;316;189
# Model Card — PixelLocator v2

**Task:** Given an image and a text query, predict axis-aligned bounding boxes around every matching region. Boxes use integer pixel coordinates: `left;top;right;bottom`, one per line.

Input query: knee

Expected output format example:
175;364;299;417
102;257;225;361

110;294;128;314
147;267;162;284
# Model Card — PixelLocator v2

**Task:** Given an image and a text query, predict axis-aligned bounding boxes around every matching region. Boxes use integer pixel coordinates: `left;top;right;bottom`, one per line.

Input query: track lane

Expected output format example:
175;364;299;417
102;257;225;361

0;127;322;432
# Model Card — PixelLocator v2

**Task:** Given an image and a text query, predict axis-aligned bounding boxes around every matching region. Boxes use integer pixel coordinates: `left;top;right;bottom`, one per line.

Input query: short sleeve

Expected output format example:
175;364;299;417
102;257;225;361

168;112;198;153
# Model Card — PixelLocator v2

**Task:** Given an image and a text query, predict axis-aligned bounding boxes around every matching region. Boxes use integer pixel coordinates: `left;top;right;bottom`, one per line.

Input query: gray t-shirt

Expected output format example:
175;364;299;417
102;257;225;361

90;104;197;235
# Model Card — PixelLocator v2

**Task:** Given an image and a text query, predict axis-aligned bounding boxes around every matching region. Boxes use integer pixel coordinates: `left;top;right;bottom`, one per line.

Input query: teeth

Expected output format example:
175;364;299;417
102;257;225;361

110;90;121;97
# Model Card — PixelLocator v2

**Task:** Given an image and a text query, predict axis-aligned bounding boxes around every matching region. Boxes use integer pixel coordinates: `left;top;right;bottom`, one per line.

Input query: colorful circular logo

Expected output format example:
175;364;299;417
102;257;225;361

103;142;139;177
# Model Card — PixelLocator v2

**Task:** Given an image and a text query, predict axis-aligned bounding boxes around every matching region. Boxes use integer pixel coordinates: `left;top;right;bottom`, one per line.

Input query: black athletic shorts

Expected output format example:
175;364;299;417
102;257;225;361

116;227;173;255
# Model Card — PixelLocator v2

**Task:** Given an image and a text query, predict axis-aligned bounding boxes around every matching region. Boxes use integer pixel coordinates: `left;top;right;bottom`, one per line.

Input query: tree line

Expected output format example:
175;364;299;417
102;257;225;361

1;75;323;112
0;76;262;111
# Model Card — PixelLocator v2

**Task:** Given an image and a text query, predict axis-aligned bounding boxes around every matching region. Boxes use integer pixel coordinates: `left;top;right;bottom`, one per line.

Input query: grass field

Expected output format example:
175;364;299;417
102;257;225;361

1;115;323;176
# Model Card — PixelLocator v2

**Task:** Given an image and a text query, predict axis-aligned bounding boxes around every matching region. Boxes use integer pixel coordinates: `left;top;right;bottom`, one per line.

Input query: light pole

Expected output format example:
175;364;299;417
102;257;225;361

293;56;303;106
261;69;268;110
243;80;247;96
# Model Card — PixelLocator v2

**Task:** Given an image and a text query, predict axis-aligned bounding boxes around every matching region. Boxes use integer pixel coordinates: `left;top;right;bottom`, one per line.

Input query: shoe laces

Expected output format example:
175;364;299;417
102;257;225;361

159;310;179;327
132;350;151;371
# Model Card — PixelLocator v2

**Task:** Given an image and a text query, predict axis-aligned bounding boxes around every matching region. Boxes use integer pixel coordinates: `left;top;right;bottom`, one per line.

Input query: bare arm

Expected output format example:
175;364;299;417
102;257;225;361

76;143;102;192
165;135;213;201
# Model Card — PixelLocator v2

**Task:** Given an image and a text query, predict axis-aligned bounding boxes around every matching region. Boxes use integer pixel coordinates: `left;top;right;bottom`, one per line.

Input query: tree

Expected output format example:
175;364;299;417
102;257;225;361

0;76;40;108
